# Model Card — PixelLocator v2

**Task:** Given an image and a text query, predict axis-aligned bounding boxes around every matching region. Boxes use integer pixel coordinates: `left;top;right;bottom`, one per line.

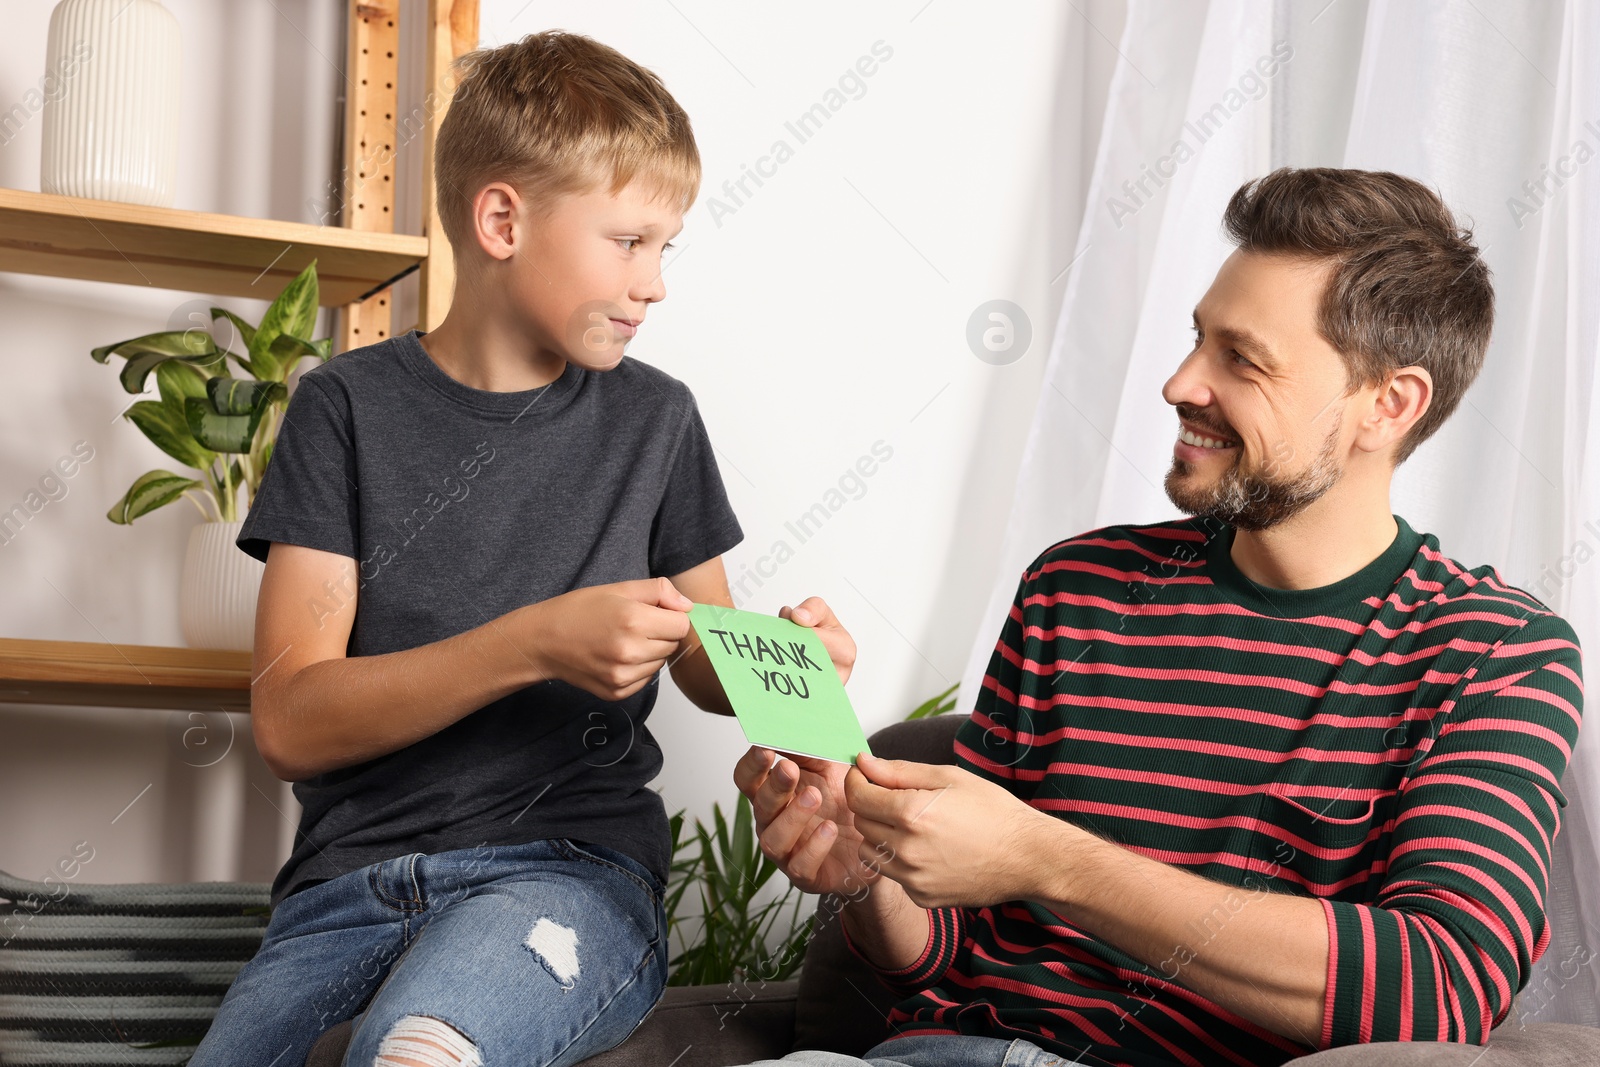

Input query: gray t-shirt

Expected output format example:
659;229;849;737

237;328;743;907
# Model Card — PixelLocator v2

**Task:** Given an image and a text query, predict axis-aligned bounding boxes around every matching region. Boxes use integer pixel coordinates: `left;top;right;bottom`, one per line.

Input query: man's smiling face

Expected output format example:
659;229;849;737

1161;249;1358;531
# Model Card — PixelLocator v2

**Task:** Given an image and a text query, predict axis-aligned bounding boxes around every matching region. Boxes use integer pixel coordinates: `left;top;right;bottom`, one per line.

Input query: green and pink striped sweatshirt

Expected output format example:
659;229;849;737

848;514;1584;1067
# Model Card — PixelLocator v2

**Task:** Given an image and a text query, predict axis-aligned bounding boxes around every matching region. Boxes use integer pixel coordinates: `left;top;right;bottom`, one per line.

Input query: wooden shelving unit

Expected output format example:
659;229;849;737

0;639;252;713
0;1;480;712
0;186;429;308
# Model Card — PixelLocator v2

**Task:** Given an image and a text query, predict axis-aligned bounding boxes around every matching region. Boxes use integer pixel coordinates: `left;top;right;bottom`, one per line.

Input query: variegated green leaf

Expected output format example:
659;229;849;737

208;308;256;353
92;331;226;394
268;333;329;376
154;360;211;415
91;328;215;365
185;388;278;453
205;376;284;416
119;349;228;395
125;400;215;469
107;470;202;525
249;261;319;381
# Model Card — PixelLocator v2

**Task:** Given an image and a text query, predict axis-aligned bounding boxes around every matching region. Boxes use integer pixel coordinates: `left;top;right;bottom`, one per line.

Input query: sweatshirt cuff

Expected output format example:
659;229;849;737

1318;897;1342;1048
1322;897;1410;1048
842;905;965;996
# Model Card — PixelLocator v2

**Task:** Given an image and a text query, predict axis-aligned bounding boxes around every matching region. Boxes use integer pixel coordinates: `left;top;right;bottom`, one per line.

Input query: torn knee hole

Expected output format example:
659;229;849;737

374;1014;482;1067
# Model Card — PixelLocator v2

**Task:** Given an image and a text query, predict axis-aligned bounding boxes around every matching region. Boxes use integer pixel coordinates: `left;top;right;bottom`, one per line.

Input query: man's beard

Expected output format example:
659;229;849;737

1164;414;1343;531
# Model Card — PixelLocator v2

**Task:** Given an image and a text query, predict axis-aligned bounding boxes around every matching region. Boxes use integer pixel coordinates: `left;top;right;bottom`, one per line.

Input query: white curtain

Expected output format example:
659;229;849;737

959;0;1600;1026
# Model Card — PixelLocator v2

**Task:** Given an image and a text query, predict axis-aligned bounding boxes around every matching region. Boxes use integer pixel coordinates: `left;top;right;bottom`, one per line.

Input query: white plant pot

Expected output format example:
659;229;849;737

179;520;263;652
40;0;182;207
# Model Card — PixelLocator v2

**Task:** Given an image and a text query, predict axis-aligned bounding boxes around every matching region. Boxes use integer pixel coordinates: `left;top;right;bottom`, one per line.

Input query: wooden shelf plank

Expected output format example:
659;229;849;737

0;638;251;713
0;187;429;307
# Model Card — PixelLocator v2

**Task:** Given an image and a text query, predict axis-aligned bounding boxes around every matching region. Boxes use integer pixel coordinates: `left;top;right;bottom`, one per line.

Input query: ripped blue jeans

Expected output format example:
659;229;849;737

188;838;668;1067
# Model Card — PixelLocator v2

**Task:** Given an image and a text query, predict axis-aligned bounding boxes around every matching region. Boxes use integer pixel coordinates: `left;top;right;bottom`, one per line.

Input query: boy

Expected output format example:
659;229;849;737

191;31;854;1067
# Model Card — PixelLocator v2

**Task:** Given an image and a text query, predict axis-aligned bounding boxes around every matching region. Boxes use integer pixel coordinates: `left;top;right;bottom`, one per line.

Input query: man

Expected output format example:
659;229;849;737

736;168;1584;1067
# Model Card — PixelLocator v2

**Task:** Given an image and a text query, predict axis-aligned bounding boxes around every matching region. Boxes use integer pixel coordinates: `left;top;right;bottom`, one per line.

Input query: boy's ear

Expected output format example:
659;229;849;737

471;182;522;261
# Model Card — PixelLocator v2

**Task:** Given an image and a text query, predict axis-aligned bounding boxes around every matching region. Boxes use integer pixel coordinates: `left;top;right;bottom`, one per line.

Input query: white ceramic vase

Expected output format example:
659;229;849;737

179;520;263;652
40;0;181;207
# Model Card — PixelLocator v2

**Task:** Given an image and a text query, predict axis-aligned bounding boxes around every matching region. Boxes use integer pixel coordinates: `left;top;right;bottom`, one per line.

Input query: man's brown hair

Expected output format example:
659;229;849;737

1222;167;1494;465
435;31;700;253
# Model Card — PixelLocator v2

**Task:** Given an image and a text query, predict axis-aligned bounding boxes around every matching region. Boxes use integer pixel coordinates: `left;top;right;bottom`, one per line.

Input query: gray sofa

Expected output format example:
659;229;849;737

307;715;1600;1067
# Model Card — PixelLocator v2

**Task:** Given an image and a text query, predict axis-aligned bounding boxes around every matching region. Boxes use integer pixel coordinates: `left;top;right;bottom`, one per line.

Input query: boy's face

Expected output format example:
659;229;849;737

503;180;684;371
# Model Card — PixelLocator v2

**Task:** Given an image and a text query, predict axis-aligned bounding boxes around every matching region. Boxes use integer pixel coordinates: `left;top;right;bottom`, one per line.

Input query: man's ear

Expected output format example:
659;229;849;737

1355;365;1432;459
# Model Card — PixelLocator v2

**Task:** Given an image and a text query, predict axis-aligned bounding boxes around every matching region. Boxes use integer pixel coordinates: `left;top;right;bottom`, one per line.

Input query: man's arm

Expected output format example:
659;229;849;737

840;871;945;977
847;606;1584;1053
743;741;1324;1034
849;755;1330;1041
1027;809;1327;1041
251;543;694;781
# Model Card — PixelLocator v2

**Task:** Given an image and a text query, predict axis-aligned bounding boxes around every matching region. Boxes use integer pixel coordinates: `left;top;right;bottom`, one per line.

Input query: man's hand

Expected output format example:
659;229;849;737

733;746;887;898
779;597;856;684
846;752;1062;909
518;577;693;701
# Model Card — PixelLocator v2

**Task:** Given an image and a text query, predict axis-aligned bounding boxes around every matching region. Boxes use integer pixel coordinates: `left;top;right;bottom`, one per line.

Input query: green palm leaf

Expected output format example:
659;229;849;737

906;681;959;719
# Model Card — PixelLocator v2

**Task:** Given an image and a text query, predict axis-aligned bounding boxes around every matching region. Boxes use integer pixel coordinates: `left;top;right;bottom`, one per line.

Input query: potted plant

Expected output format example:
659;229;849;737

92;261;332;651
665;797;814;988
661;686;963;987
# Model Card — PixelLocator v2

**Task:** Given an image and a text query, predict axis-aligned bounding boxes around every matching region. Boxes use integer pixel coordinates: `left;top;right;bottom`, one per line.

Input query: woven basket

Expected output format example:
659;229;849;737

0;870;270;1066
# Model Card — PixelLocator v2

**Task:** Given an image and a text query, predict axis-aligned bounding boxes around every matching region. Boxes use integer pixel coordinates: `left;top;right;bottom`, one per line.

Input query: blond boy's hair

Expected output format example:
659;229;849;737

435;31;701;252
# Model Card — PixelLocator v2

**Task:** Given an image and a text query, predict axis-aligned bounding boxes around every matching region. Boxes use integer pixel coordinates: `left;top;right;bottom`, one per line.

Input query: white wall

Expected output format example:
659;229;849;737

0;0;1120;885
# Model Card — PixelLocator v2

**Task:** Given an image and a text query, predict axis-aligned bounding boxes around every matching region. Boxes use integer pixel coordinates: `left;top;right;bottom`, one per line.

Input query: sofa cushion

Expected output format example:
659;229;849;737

305;981;798;1067
1298;1023;1600;1066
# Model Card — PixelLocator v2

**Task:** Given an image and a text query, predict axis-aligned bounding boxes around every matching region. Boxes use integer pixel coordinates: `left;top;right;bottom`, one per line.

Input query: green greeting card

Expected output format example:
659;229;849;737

688;603;872;765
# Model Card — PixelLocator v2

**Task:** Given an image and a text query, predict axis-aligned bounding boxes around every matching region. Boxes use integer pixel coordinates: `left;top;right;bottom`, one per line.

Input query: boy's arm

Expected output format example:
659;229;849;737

665;558;859;715
665;557;736;716
251;542;694;781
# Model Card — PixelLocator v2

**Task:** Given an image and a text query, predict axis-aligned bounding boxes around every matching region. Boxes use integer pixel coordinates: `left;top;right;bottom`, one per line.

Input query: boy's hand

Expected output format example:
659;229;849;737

520;578;693;701
779;597;856;684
